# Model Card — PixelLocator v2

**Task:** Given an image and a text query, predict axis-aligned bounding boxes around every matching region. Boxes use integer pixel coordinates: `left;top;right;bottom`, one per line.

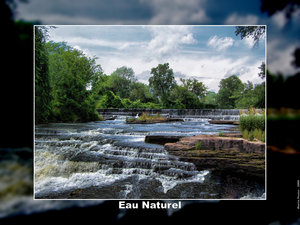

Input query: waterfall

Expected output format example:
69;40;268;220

34;120;213;199
97;108;241;120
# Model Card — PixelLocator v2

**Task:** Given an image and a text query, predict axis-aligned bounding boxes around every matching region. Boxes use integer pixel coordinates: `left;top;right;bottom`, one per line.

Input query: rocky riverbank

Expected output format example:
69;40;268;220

164;134;265;181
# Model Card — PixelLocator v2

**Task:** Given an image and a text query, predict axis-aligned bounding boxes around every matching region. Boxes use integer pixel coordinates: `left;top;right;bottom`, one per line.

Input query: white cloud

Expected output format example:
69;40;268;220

243;36;256;48
271;12;288;29
49;34;145;51
47;26;265;93
142;0;209;24
225;13;259;25
207;35;234;51
145;26;197;58
267;40;299;75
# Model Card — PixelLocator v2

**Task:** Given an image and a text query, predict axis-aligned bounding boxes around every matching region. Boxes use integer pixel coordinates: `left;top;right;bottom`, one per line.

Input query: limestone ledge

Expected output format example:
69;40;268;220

165;135;265;153
164;135;265;180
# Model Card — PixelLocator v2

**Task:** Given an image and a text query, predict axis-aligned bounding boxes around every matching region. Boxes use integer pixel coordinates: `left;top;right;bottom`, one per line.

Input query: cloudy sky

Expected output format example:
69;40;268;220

15;0;300;86
45;25;265;92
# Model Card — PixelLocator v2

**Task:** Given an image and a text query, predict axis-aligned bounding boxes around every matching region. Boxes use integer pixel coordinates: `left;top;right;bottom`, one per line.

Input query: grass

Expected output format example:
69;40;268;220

242;128;265;142
239;114;265;131
239;108;265;142
195;141;202;150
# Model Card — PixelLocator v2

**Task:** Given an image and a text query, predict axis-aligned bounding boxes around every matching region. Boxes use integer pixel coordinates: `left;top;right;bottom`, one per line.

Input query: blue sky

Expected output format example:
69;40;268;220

45;25;265;92
16;0;300;87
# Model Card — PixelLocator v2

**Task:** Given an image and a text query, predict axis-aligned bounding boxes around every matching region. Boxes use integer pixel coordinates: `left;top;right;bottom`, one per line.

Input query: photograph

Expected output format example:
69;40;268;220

34;25;266;200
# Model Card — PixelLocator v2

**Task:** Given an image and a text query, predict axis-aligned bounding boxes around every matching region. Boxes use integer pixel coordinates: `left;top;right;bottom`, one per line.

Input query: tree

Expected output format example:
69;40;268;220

108;66;136;98
253;82;265;108
47;41;102;122
169;85;200;109
149;63;176;106
35;26;52;123
258;62;266;79
180;78;208;100
204;91;218;108
235;26;266;47
235;81;255;108
217;75;244;109
129;82;155;103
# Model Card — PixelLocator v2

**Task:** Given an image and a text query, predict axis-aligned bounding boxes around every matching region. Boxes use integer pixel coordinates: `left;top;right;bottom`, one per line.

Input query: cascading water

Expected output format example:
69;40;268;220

34;115;263;199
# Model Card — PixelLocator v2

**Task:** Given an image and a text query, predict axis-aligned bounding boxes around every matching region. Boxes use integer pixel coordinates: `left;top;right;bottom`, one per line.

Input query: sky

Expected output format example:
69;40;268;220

45;25;265;92
15;0;300;88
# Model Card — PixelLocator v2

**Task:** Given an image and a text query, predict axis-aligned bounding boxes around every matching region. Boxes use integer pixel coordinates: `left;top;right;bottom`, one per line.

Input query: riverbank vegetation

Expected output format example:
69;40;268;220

239;109;265;142
35;26;265;124
126;113;183;124
126;113;164;123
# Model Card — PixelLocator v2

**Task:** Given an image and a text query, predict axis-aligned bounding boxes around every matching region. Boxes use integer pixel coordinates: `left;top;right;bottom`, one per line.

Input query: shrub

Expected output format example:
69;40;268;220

218;131;223;137
195;141;201;150
248;131;254;141
261;131;265;142
239;114;265;132
242;130;249;140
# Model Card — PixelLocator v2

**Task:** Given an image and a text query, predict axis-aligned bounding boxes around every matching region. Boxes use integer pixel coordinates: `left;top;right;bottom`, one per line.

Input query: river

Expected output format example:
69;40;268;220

34;116;264;199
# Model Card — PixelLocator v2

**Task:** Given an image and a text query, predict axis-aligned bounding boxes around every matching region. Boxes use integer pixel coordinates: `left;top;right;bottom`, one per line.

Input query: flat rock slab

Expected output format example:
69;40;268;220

165;135;265;153
164;134;265;180
145;135;184;145
209;120;239;125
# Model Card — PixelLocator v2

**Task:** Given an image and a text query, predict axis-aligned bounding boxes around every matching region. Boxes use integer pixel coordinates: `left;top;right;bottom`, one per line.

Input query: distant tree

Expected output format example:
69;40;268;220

253;82;265;108
204;91;218;107
217;75;244;109
169;85;200;109
180;78;208;100
109;66;136;98
149;63;176;106
235;81;255;108
129;82;154;103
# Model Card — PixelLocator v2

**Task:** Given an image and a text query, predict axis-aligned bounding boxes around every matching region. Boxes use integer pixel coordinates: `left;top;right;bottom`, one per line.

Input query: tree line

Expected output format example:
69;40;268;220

35;26;265;124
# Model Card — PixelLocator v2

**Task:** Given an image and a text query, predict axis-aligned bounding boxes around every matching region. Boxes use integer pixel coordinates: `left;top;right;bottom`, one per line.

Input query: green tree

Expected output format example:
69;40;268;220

47;41;102;122
105;91;124;108
258;62;266;79
217;75;244;109
169;85;200;109
180;78;207;101
35;26;52;123
109;66;136;98
253;82;265;108
235;26;266;46
129;82;155;103
149;63;176;106
235;81;256;108
204;91;218;107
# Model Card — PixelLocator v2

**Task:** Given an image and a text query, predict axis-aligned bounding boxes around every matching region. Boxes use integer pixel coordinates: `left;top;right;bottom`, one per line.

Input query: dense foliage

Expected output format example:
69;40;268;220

35;27;265;124
35;27;52;123
239;110;265;142
46;41;102;122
